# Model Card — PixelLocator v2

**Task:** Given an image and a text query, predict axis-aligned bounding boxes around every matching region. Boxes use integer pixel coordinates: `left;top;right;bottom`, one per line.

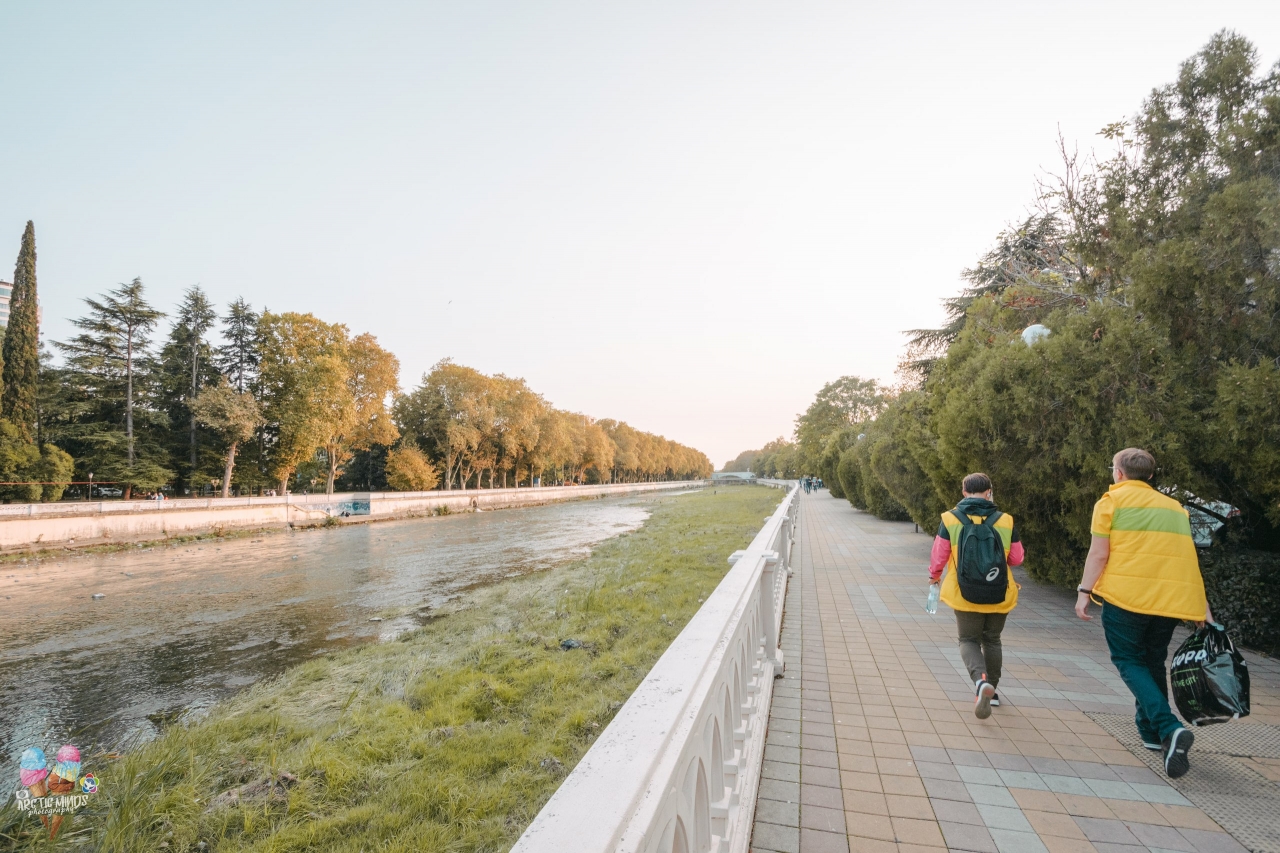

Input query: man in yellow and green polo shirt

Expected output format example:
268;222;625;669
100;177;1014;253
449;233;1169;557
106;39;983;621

1076;447;1212;779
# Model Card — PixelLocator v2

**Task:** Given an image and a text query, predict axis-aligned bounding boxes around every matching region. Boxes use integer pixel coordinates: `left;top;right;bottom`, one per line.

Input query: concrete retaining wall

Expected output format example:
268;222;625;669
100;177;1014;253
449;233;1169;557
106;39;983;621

0;481;706;551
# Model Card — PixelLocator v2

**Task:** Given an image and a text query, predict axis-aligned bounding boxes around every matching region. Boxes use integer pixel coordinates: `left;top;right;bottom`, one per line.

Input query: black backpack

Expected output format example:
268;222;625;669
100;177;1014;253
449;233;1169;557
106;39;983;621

954;510;1008;605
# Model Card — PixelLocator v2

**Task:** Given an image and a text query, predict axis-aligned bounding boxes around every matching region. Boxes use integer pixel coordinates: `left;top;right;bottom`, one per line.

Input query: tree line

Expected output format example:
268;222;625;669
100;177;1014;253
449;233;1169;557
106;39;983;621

732;32;1280;648
1;230;711;500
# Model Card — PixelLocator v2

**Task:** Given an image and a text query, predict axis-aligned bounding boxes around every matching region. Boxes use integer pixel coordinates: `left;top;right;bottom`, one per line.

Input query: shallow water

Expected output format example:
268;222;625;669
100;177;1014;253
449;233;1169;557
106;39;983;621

0;496;652;778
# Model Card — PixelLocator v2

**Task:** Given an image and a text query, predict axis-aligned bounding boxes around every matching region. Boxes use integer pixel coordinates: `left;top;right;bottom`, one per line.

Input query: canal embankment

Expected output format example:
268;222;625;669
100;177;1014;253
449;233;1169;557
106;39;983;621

0;496;659;765
0;486;782;853
0;480;704;553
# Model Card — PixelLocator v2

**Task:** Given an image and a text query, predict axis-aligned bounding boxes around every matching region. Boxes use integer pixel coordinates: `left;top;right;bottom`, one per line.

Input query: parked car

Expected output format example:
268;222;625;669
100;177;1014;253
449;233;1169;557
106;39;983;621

93;487;123;498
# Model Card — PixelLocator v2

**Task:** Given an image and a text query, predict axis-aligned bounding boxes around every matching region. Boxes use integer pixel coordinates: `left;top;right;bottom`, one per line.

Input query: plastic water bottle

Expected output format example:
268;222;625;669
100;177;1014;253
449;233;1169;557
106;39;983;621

925;583;940;614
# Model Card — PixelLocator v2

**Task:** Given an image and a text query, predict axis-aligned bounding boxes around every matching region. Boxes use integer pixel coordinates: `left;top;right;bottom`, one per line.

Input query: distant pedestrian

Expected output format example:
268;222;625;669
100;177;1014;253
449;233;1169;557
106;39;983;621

1076;448;1211;779
928;473;1024;719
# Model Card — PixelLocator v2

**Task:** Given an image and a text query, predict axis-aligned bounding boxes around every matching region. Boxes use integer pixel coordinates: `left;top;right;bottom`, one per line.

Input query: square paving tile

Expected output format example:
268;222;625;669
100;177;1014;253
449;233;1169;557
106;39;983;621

753;821;800;853
760;777;801;803
801;804;846;834
799;827;850;853
1072;817;1140;845
978;803;1036;833
845;811;895;842
939;819;999;852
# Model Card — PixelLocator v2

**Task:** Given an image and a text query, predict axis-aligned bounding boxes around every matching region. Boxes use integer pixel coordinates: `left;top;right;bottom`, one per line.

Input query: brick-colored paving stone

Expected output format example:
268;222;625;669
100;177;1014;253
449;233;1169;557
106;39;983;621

751;490;1280;853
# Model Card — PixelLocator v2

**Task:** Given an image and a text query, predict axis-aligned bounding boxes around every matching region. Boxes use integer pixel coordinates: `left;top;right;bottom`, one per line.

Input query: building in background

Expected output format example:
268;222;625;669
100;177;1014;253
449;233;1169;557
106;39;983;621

0;280;41;329
711;471;757;484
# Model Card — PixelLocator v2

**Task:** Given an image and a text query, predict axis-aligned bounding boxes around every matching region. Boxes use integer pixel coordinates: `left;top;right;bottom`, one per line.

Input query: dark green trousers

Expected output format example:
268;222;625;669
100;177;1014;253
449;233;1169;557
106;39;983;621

1102;601;1182;743
955;610;1008;687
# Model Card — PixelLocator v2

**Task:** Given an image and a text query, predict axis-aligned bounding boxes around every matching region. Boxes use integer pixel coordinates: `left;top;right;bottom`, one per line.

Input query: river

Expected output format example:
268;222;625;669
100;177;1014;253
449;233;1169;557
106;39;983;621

0;495;654;779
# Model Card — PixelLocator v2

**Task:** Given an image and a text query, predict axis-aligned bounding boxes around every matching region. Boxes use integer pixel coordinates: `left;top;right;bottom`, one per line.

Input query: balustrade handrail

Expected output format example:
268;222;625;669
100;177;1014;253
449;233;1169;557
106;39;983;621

512;480;798;853
0;480;708;519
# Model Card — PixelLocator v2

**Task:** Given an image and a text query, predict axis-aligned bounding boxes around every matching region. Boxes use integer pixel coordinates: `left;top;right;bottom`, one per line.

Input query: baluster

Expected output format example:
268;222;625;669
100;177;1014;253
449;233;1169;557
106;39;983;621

758;551;780;672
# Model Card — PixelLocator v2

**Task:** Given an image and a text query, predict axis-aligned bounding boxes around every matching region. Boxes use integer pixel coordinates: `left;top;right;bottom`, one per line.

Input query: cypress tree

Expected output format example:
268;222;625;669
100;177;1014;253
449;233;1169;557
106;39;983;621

3;221;40;440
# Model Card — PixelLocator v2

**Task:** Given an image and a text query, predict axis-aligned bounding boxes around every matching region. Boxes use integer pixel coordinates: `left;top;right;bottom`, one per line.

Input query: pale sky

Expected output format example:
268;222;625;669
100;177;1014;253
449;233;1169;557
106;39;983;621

1;2;1275;468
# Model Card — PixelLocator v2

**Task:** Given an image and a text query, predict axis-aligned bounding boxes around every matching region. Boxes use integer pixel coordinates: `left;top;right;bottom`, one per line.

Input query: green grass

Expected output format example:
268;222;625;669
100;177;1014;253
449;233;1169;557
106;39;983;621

0;486;782;852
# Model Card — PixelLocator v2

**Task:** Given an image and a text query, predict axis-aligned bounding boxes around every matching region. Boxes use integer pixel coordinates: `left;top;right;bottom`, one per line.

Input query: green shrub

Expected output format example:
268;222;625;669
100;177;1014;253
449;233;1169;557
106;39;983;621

868;393;948;529
1199;547;1280;656
819;428;856;500
925;303;1193;586
843;433;910;521
837;446;864;510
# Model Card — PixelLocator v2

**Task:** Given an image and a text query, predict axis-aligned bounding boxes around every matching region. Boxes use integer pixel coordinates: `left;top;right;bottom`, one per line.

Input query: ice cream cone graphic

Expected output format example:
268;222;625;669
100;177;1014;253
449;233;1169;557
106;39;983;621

47;745;81;839
47;772;75;793
19;747;50;829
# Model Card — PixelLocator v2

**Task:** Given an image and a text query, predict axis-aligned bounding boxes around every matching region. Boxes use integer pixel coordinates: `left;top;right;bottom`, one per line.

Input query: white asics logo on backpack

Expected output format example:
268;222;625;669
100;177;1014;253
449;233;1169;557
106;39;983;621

985;567;1001;582
1173;649;1209;667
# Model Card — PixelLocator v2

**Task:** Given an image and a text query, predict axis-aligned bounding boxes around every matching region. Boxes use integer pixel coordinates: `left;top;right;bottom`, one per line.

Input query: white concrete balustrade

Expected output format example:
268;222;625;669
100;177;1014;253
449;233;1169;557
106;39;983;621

512;481;798;853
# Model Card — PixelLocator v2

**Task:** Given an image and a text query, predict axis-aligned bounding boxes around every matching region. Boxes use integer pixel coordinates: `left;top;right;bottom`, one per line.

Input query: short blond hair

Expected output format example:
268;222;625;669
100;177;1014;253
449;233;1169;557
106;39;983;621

1115;448;1155;481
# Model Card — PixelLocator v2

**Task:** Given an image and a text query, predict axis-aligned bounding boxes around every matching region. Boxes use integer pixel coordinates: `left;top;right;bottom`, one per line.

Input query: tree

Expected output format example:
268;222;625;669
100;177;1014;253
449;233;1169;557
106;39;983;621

385;445;439;491
55;279;171;496
0;420;42;503
866;391;947;528
216;298;260;394
583;421;615;483
531;408;574;485
752;437;798;479
836;446;864;509
158;286;218;488
1071;31;1280;549
3;221;39;439
795;32;1280;586
903;214;1081;384
721;449;758;473
30;342;76;502
213;298;266;489
395;360;493;490
818;428;856;498
598;419;638;483
491;375;545;488
321;333;399;494
794;376;890;473
256;312;351;493
31;441;74;503
393;360;709;488
34;342;60;451
191;377;264;498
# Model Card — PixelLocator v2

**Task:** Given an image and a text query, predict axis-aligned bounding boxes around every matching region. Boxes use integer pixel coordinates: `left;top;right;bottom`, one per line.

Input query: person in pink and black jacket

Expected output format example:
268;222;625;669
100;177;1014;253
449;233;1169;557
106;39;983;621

928;473;1026;718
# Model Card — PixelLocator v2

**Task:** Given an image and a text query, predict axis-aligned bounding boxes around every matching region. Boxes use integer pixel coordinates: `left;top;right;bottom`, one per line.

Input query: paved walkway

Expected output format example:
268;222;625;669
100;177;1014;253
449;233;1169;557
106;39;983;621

751;490;1280;853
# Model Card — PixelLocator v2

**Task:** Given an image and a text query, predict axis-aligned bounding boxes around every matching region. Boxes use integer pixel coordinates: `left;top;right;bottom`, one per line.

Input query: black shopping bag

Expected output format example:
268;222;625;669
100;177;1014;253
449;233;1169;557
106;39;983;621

1170;623;1250;726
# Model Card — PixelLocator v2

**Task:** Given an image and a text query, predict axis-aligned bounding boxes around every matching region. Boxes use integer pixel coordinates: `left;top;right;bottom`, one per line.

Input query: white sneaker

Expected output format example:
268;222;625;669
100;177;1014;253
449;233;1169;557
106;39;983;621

975;679;995;720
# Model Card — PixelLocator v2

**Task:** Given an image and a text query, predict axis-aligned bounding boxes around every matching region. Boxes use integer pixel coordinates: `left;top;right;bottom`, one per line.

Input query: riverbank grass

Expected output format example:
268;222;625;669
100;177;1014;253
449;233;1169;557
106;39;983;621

5;486;782;852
